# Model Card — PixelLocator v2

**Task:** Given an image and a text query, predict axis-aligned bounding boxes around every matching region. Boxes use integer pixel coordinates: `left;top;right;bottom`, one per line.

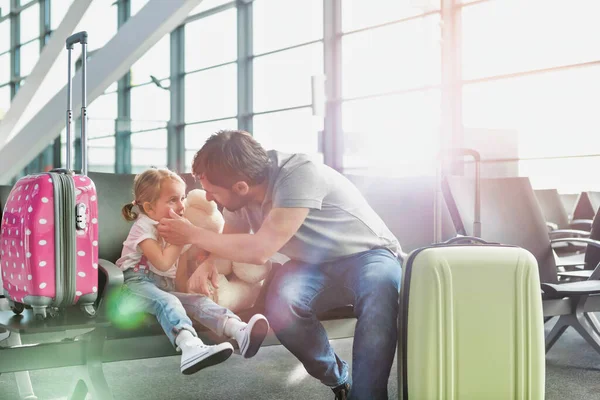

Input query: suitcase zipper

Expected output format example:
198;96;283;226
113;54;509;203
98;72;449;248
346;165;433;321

49;173;64;306
50;173;76;307
62;174;77;306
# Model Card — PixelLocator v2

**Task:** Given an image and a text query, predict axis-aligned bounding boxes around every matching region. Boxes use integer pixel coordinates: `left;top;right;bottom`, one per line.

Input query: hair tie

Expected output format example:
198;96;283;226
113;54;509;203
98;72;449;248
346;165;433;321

131;200;137;206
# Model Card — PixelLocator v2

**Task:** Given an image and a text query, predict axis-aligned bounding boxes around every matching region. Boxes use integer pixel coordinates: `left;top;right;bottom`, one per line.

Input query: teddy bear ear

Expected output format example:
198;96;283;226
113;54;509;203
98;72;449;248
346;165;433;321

185;189;216;211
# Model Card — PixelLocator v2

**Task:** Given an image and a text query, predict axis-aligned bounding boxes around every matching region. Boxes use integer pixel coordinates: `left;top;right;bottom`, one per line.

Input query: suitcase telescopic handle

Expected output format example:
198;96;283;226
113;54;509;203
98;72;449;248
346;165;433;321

435;148;482;242
65;31;88;176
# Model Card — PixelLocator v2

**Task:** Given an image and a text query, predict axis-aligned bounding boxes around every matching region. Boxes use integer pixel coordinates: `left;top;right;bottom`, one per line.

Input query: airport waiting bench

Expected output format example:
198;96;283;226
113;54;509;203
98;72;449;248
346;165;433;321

2;173;600;399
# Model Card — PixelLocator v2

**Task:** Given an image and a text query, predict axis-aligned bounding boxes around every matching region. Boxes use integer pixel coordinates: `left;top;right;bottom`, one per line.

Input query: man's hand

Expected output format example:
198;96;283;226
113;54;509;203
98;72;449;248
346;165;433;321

188;257;220;296
157;209;197;246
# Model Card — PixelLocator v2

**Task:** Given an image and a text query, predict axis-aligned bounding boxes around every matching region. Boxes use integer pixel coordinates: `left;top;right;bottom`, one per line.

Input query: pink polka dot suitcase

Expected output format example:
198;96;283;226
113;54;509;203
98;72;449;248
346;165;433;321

1;174;98;318
0;32;98;319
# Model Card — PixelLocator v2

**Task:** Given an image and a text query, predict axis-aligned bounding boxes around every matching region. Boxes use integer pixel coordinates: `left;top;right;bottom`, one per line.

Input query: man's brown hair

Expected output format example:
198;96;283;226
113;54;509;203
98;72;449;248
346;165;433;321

191;130;270;188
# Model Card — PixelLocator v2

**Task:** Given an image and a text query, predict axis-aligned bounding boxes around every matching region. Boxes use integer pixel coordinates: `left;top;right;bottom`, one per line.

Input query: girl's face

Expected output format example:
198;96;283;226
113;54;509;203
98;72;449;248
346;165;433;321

144;179;186;221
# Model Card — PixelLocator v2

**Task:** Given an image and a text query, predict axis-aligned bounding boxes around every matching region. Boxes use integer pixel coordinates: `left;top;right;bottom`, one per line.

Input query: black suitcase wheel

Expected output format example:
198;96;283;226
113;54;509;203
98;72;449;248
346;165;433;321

10;301;25;315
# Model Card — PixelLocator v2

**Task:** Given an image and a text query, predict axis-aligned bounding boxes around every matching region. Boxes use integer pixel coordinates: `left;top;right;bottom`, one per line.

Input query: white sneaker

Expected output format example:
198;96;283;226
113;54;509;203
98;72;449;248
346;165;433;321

238;314;269;359
180;341;234;375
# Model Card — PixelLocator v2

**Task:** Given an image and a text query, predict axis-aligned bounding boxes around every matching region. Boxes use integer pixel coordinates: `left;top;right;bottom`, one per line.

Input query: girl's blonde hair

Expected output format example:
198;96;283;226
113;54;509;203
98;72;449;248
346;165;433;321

122;168;186;222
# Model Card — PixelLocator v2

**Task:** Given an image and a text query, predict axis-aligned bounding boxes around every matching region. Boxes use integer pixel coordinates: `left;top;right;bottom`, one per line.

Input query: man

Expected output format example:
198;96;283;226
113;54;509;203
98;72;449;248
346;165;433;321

158;130;402;400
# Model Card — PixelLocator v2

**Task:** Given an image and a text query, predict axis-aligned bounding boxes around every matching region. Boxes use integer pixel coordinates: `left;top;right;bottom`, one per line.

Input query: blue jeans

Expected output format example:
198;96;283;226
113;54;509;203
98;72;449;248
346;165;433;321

265;248;401;400
119;269;240;346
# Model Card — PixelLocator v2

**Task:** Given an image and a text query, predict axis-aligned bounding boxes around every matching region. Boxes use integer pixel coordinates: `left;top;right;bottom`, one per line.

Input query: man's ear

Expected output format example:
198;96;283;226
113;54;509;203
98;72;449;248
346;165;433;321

232;181;250;196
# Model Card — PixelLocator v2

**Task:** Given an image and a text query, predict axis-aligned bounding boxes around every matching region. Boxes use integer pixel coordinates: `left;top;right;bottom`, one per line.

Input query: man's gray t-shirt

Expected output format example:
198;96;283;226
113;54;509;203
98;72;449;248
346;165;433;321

224;150;402;264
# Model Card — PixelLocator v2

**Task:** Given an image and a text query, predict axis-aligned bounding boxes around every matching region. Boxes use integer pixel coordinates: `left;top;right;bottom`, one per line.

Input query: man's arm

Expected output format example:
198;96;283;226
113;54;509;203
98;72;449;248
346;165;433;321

187;219;252;295
175;253;189;292
158;207;308;265
193;207;308;264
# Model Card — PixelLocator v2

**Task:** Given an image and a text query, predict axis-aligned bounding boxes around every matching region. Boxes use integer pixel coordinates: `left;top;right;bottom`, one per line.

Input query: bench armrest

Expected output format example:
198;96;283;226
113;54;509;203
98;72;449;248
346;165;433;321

551;237;600;250
96;259;124;316
549;229;591;238
541;280;600;297
570;219;594;229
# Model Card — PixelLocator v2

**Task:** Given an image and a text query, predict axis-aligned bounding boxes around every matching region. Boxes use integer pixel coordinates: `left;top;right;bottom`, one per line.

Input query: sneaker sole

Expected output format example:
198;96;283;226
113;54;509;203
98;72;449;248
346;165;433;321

181;346;233;375
243;317;269;359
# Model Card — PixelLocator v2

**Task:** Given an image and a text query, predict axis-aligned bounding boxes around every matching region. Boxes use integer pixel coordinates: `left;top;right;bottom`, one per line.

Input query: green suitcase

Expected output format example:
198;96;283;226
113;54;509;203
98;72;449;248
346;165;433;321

398;149;545;400
398;243;545;400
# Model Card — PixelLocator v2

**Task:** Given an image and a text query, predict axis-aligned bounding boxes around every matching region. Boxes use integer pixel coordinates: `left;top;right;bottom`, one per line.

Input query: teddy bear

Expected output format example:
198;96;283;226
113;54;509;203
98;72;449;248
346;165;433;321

183;189;272;313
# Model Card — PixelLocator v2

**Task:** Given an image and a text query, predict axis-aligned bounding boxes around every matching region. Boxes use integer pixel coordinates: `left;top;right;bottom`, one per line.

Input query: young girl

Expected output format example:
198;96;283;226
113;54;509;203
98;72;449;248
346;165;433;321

116;168;269;375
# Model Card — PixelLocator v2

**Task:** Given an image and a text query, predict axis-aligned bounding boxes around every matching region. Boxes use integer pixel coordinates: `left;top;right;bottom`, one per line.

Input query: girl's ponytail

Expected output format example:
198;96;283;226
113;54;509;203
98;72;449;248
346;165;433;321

122;203;138;221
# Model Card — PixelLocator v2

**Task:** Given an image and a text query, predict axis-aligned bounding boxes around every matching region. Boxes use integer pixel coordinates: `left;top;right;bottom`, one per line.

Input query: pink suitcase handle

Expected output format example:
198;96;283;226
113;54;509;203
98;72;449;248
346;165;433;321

65;31;88;176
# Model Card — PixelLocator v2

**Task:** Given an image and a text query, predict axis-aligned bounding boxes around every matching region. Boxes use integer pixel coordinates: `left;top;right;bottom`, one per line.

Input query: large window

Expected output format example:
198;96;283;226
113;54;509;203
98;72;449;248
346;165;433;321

9;0;598;198
463;65;600;190
462;0;600;80
342;90;440;173
253;0;323;55
129;30;172;172
131;36;170;85
130;83;170;171
19;40;39;77
131;84;171;125
461;0;600;193
342;15;440;99
185;8;236;72
183;6;237;135
0;19;9;52
184;118;238;172
340;5;441;172
62;92;119;172
0;84;10;117
250;0;324;161
254;108;322;157
87;136;116;173
51;0;74;30
254;43;323;112
0;0;9;17
131;129;168;173
0;51;9;83
73;0;117;53
341;0;440;32
185;64;237;123
179;4;239;172
19;2;39;43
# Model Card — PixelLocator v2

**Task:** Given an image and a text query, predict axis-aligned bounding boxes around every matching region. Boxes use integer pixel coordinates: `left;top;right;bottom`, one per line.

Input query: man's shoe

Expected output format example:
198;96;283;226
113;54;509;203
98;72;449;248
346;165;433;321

332;382;351;400
180;342;233;375
239;314;269;358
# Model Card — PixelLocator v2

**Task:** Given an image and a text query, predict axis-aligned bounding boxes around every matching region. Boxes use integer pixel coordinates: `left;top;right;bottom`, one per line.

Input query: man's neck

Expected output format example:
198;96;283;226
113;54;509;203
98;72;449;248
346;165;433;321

247;180;269;206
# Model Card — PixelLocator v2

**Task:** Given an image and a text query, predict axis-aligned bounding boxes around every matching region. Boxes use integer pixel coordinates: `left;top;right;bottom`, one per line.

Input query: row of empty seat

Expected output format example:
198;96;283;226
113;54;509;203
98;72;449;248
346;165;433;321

536;189;600;232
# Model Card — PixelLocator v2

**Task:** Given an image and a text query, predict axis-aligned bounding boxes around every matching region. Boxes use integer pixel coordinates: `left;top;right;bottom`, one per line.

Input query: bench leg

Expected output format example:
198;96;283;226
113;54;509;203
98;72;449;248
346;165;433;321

547;297;600;356
68;362;112;400
545;316;569;353
573;314;600;355
67;328;114;400
4;331;38;400
67;379;89;400
584;312;600;336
